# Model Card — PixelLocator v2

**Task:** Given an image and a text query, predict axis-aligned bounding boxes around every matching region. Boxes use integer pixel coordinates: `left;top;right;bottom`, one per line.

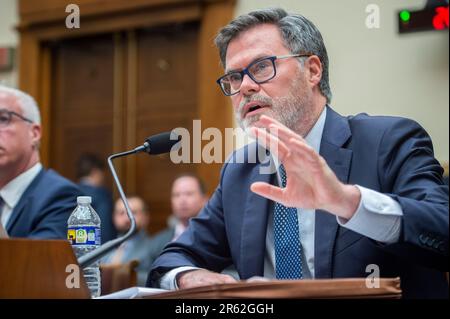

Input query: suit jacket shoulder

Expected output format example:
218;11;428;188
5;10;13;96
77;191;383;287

150;227;175;250
7;168;83;239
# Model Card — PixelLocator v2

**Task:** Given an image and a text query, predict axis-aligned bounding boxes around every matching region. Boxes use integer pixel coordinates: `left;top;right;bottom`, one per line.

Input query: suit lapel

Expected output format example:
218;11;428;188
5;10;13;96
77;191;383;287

6;168;45;233
240;145;276;279
314;107;353;278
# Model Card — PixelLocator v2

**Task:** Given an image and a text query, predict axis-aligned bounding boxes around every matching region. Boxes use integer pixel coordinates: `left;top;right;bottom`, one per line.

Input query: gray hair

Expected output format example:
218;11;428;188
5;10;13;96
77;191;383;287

0;85;41;125
214;7;332;103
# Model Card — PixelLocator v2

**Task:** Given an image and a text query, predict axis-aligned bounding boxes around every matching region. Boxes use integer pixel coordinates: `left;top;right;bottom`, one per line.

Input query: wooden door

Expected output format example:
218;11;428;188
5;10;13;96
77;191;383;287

50;23;200;234
51;34;115;187
133;22;200;234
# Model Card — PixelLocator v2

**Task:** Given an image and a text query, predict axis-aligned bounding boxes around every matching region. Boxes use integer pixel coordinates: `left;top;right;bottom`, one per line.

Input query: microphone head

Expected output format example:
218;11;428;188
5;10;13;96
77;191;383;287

144;131;181;155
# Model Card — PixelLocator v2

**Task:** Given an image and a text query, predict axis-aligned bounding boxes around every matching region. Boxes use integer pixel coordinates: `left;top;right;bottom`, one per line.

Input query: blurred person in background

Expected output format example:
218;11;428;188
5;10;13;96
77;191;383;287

148;173;208;264
77;153;116;242
102;196;153;286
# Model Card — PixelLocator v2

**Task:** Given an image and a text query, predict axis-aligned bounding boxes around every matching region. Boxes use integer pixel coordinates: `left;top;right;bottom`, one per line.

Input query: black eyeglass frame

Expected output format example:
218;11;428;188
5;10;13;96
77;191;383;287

0;109;33;127
216;53;313;96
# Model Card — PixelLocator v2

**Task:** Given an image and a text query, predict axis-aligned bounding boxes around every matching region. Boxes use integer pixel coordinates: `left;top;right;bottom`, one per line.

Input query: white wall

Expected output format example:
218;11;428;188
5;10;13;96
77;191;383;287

233;0;449;163
0;0;18;87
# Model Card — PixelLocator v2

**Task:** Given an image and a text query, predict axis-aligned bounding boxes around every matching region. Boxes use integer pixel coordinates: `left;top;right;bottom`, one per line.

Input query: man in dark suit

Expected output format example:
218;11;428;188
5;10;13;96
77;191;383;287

148;173;207;265
0;85;82;239
147;8;448;298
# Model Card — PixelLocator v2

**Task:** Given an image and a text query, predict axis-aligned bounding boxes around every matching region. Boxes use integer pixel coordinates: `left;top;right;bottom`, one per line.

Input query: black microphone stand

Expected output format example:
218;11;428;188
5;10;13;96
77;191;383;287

78;144;148;269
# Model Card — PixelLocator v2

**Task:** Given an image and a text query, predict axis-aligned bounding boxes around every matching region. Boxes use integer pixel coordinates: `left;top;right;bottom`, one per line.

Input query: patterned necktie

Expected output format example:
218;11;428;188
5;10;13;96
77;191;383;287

274;165;303;279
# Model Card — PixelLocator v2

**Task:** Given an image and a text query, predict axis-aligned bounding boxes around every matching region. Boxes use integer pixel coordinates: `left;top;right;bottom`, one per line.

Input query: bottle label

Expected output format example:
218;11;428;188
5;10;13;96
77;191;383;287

67;226;101;245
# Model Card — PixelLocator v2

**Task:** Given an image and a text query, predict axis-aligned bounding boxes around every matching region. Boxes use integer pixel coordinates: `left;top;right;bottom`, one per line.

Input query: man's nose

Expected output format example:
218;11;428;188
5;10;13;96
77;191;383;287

239;74;260;96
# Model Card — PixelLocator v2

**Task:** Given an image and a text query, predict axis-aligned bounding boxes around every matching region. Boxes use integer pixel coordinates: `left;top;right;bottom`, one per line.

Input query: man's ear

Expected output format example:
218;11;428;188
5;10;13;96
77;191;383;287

30;123;42;149
306;55;323;87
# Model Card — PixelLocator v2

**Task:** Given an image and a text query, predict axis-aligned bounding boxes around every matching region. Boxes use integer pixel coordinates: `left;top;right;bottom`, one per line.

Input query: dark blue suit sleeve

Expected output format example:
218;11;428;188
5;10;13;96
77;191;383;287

28;183;82;240
378;118;448;271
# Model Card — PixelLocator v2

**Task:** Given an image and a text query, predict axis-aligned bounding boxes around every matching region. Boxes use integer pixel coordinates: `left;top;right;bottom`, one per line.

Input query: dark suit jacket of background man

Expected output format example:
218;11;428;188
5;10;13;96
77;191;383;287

149;106;449;299
78;182;116;243
6;168;82;239
148;226;175;266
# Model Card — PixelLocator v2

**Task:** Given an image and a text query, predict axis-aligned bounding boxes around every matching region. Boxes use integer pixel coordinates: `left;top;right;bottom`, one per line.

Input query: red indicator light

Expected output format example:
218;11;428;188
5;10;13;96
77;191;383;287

432;6;449;30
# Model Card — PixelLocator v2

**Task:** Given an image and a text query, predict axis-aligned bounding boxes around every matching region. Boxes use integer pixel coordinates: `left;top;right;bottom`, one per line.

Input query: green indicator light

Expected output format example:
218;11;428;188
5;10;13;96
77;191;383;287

400;10;411;22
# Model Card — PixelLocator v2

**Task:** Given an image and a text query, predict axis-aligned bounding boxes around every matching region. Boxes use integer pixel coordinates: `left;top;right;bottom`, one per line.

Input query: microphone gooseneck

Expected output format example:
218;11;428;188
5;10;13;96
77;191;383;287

77;132;181;269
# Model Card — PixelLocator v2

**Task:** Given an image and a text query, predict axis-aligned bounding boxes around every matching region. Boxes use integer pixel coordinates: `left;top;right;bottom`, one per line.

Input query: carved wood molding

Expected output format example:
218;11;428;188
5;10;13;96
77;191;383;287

18;0;229;29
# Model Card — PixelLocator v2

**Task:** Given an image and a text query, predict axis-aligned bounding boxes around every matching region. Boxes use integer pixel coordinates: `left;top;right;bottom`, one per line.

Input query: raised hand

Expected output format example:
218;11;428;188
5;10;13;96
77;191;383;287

249;115;360;220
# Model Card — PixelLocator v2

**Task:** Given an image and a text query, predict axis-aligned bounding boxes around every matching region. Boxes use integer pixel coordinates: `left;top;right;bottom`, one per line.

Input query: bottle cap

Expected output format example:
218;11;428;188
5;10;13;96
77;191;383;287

77;196;92;204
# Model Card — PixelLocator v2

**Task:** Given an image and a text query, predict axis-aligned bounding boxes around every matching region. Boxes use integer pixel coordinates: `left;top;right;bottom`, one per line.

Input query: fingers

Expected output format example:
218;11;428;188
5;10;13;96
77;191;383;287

220;274;238;284
257;116;312;162
289;138;324;171
178;269;237;289
258;115;305;144
257;114;288;131
250;122;321;175
250;126;290;162
250;181;284;203
250;115;326;176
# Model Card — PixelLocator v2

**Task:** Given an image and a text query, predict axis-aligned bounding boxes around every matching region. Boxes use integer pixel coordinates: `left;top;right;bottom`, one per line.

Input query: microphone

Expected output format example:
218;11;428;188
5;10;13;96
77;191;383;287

77;131;181;269
135;131;182;155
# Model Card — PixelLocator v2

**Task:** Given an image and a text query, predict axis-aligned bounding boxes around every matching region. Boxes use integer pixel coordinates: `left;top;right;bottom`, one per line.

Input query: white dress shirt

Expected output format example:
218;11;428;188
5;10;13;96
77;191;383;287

172;222;187;242
159;106;403;289
0;163;43;228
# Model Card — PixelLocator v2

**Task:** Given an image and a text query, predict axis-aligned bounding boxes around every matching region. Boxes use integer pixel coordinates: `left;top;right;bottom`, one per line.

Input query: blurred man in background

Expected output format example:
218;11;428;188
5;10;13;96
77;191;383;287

77;153;116;243
102;196;152;286
148;173;207;264
0;85;82;238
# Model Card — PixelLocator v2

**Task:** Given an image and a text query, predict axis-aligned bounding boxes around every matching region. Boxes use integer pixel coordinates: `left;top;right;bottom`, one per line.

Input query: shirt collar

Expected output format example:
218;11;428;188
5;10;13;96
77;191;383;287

0;163;43;209
174;222;187;236
272;106;327;169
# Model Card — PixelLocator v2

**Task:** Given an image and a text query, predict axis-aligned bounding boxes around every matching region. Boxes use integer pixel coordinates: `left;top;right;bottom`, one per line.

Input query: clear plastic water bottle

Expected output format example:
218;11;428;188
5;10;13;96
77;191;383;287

67;196;101;298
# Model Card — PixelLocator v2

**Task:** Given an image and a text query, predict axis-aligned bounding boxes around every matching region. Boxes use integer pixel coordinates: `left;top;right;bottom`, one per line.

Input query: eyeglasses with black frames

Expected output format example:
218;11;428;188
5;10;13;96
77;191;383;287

0;109;33;128
216;53;312;96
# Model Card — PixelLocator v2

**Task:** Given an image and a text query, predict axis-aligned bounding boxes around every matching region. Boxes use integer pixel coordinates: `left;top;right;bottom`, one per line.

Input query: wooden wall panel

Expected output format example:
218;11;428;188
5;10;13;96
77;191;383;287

135;23;199;233
51;35;115;183
197;0;234;195
19;0;200;26
19;4;202;42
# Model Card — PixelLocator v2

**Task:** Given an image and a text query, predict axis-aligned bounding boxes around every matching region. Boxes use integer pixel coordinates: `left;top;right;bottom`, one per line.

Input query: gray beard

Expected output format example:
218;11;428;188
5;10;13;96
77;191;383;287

236;75;314;136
